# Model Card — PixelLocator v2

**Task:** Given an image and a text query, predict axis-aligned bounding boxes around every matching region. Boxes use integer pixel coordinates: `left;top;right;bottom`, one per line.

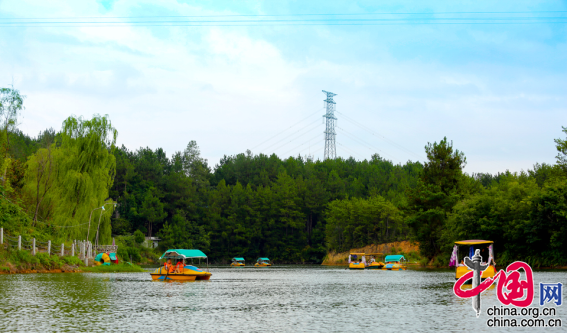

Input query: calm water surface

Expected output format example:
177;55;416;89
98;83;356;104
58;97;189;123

0;266;565;332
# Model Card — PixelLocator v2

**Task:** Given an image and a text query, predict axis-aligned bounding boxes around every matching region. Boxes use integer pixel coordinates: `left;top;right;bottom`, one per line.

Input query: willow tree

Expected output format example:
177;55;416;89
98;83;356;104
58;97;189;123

0;86;25;194
24;145;61;223
51;114;118;242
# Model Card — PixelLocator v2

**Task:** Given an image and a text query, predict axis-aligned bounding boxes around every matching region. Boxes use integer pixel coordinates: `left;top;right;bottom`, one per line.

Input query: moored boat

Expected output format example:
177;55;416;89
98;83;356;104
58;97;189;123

348;253;366;270
382;255;407;270
150;249;212;281
254;257;271;266
450;240;496;280
231;257;246;266
365;253;385;269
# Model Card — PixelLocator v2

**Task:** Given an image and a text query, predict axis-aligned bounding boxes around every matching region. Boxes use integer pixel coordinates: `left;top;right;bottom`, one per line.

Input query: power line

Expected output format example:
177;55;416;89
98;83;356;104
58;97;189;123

337;143;367;160
336;111;422;159
259;118;322;154
250;107;323;152
337;127;397;161
267;122;323;154
281;132;323;157
0;15;564;27
1;11;565;20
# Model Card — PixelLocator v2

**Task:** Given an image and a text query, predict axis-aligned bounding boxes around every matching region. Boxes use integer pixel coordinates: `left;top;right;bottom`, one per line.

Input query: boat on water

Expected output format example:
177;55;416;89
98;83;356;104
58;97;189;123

348;253;366;270
365;253;385;269
382;255;407;270
254;257;271;267
451;240;496;280
231;257;245;266
94;252;118;266
150;249;212;281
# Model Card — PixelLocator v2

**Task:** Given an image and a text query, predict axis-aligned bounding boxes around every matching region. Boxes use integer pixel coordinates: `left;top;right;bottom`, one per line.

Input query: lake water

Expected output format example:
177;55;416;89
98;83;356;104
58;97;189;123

0;266;565;332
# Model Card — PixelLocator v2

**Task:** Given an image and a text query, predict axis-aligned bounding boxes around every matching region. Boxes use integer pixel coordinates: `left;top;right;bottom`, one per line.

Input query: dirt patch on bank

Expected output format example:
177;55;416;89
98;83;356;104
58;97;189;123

322;241;419;265
0;263;82;274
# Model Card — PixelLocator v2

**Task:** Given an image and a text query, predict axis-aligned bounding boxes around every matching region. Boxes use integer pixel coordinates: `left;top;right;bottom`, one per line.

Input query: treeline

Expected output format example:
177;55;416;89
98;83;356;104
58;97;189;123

109;146;422;262
1;87;566;266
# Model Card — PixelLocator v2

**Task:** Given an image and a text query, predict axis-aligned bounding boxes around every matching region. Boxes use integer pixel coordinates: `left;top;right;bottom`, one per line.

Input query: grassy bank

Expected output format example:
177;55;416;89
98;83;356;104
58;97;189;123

0;247;145;274
82;263;145;273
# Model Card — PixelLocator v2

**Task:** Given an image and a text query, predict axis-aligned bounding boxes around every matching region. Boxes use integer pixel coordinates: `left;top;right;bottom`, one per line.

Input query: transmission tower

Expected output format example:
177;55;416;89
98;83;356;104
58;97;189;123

322;90;337;159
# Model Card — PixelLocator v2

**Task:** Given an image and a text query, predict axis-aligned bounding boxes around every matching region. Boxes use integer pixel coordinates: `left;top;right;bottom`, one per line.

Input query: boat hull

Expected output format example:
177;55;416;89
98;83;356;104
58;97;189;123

381;263;407;270
231;263;245;267
366;262;385;269
151;266;212;281
151;274;197;281
349;262;365;270
254;263;271;267
456;265;495;280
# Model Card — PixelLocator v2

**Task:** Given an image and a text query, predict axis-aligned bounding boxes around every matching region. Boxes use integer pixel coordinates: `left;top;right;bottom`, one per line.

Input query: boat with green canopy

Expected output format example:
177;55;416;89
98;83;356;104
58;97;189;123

381;255;407;270
231;257;246;266
254;257;271;267
150;249;212;281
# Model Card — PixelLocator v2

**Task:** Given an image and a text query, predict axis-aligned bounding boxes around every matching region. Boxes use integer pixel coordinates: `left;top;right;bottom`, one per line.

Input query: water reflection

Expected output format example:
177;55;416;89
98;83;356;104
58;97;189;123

0;268;565;332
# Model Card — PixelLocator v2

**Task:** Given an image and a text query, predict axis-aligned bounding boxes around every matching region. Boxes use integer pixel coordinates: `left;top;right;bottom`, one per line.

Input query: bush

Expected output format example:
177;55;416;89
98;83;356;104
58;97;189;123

36;253;61;269
127;247;142;263
9;250;34;265
117;247;130;262
134;230;145;244
61;256;84;266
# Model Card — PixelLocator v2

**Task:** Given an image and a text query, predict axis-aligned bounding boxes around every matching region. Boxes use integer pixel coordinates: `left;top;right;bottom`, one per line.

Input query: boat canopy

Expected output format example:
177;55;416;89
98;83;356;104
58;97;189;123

159;249;208;260
233;257;245;261
350;253;365;255
385;255;406;262
258;257;270;261
455;240;493;245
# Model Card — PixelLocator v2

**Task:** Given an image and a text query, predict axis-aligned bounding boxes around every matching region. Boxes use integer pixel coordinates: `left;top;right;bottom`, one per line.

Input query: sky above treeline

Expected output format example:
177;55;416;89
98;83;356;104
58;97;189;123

0;0;566;174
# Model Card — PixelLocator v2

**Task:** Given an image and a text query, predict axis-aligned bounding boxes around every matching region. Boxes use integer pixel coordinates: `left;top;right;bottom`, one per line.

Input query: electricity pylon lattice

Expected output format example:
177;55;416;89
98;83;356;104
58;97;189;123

322;90;337;159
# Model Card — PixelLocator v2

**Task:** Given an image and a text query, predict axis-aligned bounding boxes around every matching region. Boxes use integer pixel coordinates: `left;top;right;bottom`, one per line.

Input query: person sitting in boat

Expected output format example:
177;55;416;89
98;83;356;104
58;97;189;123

164;259;173;273
174;259;184;274
370;256;376;263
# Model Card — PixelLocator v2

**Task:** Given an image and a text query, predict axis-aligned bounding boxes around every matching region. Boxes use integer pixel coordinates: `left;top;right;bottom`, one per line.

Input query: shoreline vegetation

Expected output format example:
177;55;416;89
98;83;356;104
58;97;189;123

0;88;565;270
0;248;144;274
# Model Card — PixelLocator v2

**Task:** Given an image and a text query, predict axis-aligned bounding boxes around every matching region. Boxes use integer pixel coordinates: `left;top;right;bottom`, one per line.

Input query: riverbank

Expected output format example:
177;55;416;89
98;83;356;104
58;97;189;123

321;241;421;266
0;248;144;274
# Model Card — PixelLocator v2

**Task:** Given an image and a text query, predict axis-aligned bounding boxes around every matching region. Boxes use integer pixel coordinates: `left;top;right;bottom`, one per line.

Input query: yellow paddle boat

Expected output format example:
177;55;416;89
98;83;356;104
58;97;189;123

254;257;271;267
150;249;212;281
365;253;385;269
348;253;366;270
382;255;407;270
231;257;246;267
451;240;496;280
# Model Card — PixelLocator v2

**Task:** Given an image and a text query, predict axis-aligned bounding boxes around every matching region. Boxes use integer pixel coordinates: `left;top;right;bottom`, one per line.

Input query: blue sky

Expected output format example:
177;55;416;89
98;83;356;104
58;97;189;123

0;0;565;173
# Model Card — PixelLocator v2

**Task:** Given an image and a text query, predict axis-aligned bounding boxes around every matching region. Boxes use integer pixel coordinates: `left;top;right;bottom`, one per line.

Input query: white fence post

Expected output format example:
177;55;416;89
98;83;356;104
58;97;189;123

18;235;21;250
47;240;51;256
32;238;36;255
71;243;74;257
61;243;64;257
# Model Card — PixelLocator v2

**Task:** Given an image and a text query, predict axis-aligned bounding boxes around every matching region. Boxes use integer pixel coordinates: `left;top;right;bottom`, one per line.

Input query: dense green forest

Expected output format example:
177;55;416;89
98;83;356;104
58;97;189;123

1;87;566;266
